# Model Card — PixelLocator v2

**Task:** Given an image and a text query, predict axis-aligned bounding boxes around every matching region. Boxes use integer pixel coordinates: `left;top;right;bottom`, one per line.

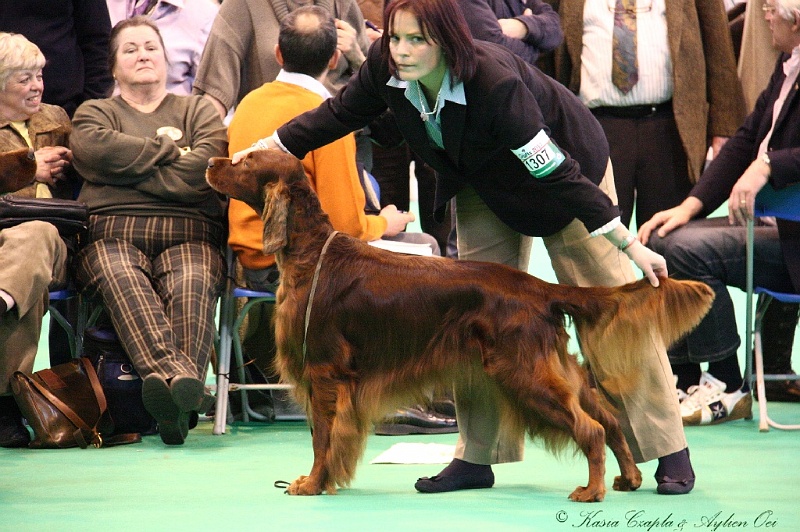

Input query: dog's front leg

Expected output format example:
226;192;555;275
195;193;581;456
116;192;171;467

287;372;338;495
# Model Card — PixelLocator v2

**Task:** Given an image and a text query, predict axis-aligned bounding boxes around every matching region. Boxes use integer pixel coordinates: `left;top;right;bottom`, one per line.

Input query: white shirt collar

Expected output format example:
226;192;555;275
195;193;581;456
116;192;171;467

275;70;332;100
783;46;800;77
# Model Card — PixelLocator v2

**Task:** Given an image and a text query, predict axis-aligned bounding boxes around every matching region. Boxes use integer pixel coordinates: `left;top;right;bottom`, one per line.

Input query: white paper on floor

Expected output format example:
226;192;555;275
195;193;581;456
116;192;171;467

370;442;456;464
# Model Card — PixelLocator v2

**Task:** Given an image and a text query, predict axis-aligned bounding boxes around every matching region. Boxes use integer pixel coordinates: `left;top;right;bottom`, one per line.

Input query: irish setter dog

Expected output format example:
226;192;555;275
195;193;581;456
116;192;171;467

206;150;714;502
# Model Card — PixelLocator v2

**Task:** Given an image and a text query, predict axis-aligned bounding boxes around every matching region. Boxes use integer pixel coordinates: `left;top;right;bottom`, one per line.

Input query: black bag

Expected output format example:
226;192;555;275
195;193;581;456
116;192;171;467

0;195;88;237
10;357;140;448
83;327;157;436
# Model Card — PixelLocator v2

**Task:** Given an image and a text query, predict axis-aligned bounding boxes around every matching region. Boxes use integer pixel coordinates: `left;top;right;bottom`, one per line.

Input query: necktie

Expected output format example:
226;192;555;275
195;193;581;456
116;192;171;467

131;0;157;16
612;0;638;94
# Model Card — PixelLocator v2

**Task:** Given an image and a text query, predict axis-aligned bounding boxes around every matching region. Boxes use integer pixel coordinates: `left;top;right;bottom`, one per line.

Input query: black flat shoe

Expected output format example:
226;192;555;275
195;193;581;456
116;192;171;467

414;459;494;493
414;472;495;493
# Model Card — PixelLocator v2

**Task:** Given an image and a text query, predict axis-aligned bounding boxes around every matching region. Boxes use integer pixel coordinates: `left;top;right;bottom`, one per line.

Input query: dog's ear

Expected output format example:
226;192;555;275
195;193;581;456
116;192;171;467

261;180;290;254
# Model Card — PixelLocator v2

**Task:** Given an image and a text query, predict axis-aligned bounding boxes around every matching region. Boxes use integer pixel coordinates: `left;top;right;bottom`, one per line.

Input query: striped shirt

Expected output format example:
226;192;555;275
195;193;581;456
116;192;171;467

579;0;673;108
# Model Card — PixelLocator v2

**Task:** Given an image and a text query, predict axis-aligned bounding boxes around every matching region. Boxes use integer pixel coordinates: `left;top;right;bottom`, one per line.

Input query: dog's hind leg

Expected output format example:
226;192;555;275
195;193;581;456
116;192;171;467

492;354;609;502
489;343;606;502
578;383;642;492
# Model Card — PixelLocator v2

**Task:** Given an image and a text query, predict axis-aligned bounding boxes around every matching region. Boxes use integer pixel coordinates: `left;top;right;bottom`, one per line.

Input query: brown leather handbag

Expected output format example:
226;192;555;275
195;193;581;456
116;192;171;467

10;357;141;449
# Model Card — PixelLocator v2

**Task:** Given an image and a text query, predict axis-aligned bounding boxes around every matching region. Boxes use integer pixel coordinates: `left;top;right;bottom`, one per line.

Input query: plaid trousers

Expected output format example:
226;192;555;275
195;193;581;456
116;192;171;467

76;215;224;381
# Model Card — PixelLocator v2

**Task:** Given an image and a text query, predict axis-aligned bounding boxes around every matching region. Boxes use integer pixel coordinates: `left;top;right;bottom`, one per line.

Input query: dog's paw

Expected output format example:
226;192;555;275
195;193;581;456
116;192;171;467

286;475;324;496
612;468;642;492
568;485;606;502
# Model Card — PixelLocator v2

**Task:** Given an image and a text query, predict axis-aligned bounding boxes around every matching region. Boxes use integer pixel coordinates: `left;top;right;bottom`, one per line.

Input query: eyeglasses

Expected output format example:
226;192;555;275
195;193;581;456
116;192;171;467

762;3;777;14
607;0;653;14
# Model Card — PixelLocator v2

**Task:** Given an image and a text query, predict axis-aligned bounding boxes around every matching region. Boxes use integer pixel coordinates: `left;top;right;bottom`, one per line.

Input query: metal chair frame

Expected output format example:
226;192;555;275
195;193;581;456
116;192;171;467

744;182;800;431
213;249;297;435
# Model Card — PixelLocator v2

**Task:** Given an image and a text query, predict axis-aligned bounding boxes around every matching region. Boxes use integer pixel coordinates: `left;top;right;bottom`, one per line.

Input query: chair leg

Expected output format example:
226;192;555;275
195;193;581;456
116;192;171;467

754;329;770;432
753;296;800;431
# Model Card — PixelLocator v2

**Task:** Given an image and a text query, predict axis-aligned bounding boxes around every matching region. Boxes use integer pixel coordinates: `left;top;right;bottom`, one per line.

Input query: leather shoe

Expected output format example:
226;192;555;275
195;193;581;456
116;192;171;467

0;413;30;448
755;378;800;402
374;405;457;435
143;374;203;445
0;396;30;448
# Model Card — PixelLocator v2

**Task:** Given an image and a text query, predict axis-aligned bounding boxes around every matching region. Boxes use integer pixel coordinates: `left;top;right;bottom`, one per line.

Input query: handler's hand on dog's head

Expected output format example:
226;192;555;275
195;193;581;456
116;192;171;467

379;204;415;237
232;137;280;165
231;147;259;165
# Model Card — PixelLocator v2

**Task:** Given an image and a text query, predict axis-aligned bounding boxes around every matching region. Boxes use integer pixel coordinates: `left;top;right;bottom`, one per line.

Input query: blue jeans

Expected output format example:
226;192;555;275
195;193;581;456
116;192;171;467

648;218;793;364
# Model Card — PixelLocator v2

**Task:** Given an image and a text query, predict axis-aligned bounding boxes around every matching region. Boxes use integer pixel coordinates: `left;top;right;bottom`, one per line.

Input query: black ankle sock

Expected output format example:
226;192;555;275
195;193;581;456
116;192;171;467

438;458;491;478
707;357;744;393
672;363;701;391
658;448;694;480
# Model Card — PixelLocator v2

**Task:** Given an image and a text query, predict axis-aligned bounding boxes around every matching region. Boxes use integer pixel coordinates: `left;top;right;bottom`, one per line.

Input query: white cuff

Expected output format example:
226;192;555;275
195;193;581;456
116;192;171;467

271;132;291;154
589;216;621;237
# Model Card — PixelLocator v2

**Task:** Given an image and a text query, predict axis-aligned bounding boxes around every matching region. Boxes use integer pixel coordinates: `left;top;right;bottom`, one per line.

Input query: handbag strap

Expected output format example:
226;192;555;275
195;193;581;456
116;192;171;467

30;358;108;448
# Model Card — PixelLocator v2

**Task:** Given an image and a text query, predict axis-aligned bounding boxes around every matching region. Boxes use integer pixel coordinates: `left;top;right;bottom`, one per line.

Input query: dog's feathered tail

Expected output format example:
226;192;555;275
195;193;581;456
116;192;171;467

554;278;714;392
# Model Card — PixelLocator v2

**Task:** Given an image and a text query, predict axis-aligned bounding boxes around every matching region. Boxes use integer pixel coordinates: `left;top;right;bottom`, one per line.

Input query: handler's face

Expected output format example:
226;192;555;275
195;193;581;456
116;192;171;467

388;9;446;89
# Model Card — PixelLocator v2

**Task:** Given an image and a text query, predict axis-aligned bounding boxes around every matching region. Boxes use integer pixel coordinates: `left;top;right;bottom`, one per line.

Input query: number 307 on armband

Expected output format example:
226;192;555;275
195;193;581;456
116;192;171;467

511;130;566;178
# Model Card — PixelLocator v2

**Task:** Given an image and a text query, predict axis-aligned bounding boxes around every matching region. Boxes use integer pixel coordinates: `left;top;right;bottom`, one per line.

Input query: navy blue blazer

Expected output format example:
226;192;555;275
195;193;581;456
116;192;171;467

692;53;800;289
277;40;617;238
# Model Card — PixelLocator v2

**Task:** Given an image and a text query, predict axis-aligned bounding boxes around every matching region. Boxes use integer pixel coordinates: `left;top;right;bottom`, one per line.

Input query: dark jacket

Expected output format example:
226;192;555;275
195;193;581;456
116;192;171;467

460;0;562;66
0;0;113;117
277;40;617;238
692;53;800;290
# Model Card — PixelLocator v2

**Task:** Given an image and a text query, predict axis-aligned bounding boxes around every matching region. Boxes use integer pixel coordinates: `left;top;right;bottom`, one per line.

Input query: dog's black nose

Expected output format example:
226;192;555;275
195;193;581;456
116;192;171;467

27;149;35;161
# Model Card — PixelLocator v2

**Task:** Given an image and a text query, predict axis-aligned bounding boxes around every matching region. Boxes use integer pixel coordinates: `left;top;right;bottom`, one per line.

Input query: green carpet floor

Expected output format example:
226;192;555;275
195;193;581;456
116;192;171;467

2;407;799;531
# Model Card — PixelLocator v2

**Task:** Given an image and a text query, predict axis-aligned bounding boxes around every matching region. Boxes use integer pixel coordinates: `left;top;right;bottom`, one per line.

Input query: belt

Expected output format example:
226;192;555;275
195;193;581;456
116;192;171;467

591;100;672;119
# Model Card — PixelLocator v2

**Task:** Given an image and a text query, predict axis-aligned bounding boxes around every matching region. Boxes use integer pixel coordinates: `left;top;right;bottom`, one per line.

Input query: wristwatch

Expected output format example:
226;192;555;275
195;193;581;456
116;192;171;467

761;152;771;176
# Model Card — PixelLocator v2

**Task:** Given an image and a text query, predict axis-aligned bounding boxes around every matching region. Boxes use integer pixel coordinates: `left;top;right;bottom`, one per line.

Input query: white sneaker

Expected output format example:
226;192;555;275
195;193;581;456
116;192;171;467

681;372;752;426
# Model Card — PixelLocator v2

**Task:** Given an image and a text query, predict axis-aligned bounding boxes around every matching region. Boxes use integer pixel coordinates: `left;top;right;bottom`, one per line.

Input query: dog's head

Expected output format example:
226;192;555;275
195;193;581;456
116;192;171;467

0;148;36;194
206;149;305;212
206;149;307;254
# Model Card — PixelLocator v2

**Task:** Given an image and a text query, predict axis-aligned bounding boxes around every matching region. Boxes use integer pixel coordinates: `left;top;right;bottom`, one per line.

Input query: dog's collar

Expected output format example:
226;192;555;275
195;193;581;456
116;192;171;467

303;230;340;363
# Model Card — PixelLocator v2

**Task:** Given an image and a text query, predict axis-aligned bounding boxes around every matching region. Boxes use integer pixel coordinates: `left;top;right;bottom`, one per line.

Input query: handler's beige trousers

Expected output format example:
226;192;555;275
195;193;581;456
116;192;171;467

453;162;686;464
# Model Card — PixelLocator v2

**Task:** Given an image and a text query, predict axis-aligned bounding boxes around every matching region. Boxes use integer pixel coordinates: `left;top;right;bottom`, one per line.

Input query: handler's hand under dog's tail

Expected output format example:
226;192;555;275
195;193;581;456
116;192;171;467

627;242;668;288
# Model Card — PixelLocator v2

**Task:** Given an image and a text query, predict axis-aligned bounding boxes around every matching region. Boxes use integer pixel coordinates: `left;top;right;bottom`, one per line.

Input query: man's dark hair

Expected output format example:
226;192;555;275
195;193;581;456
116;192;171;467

279;6;338;78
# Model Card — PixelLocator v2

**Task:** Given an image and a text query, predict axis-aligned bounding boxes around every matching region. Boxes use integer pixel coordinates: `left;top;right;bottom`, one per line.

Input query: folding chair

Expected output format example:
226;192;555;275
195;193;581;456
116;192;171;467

213;249;297;435
744;182;800;431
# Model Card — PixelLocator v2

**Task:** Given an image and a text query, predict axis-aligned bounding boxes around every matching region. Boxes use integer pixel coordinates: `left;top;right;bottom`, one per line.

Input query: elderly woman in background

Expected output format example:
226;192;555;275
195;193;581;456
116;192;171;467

0;33;73;448
70;17;227;446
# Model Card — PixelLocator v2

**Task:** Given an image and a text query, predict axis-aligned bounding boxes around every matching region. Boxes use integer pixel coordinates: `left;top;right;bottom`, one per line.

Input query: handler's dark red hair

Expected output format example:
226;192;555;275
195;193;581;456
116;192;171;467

381;0;477;85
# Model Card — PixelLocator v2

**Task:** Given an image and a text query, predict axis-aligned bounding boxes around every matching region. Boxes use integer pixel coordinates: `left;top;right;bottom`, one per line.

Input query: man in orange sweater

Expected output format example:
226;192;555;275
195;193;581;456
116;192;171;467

226;5;451;431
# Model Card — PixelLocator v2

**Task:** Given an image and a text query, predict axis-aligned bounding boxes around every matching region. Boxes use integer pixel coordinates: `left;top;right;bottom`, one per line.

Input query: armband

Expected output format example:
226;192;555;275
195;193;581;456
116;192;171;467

511;130;566;178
